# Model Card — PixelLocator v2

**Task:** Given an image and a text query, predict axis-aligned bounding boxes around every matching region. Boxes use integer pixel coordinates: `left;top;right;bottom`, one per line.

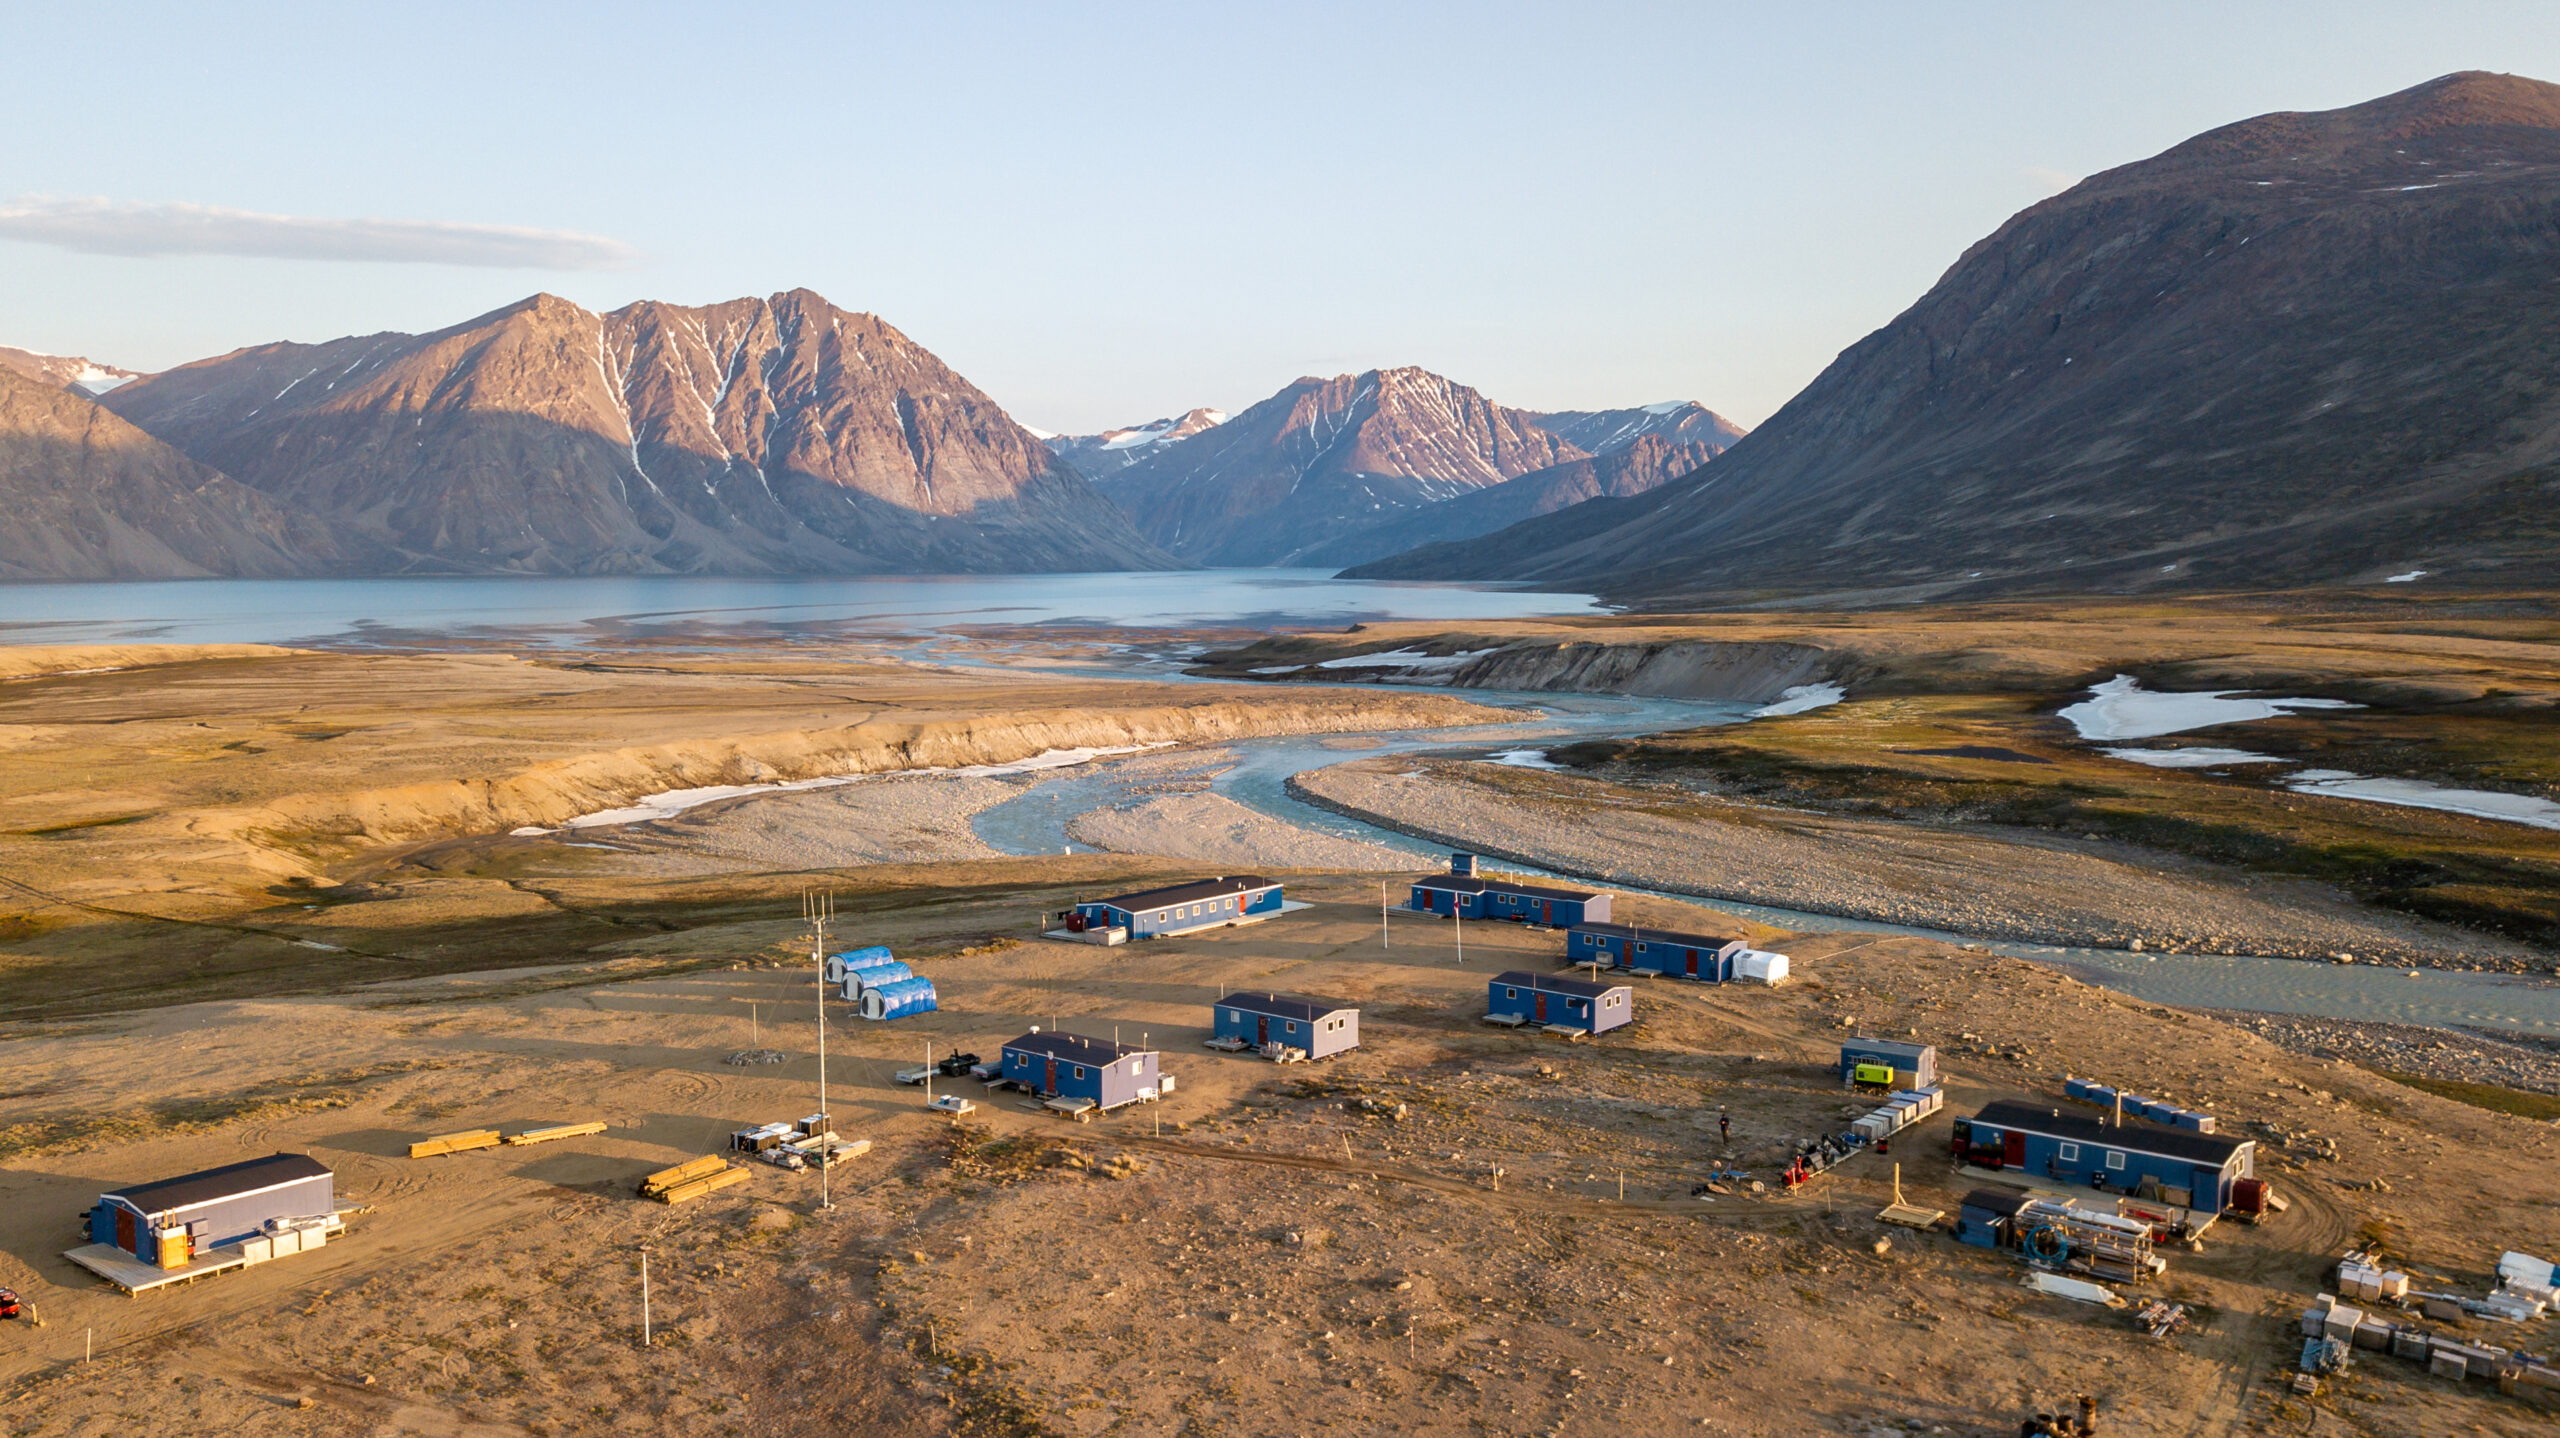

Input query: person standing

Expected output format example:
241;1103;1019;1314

1718;1110;1730;1146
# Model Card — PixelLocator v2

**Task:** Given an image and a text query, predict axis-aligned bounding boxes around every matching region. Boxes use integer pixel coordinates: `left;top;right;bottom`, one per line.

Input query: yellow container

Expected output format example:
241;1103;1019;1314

156;1228;192;1269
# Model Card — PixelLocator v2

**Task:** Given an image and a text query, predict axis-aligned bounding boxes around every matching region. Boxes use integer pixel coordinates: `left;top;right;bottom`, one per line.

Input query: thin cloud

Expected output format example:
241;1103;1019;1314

0;195;637;270
2022;166;2082;196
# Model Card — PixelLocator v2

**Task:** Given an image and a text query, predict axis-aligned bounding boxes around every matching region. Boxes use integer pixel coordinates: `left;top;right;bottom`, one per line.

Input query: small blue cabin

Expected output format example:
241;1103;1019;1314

1409;853;1609;926
1213;992;1359;1059
1953;1100;2256;1213
1487;970;1633;1035
1001;1030;1163;1111
89;1153;334;1264
1568;923;1744;981
1072;876;1282;940
1955;1188;2029;1249
1839;1038;1939;1090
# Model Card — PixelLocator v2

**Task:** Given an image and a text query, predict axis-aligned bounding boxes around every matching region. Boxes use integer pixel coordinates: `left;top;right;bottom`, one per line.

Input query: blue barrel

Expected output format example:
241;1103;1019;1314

861;977;938;1021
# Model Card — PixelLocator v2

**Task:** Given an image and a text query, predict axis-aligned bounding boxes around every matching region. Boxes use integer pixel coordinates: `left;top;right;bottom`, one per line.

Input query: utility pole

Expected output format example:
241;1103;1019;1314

1381;882;1389;949
1455;904;1463;966
806;889;835;1212
641;1249;652;1348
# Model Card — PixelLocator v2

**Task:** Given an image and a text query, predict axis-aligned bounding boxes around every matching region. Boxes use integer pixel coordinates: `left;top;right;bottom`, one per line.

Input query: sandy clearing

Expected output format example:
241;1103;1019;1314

1;879;2550;1435
563;774;1018;876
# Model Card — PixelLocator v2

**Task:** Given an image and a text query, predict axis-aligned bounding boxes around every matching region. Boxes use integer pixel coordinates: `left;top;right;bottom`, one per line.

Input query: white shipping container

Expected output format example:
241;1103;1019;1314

238;1236;273;1263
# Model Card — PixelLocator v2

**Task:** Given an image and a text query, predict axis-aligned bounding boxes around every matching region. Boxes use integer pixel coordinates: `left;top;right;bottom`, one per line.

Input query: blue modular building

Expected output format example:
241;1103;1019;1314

1213;992;1359;1059
90;1153;334;1265
1954;1188;2030;1249
859;976;938;1021
1001;1030;1164;1111
1409;866;1610;926
1071;876;1283;940
1839;1038;1939;1089
1486;970;1634;1035
824;945;893;984
1567;923;1745;980
1952;1100;2257;1213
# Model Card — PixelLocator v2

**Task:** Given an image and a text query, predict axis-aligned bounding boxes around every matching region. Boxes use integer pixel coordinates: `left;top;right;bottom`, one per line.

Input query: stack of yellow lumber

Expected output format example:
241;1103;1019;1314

408;1129;502;1159
639;1154;738;1202
647;1161;749;1205
504;1121;608;1147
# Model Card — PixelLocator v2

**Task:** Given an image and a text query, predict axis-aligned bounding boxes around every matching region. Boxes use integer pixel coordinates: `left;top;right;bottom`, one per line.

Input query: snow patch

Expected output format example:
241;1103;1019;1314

1640;400;1690;415
1750;683;1844;718
2288;774;2560;831
2383;569;2428;583
1483;747;1567;771
2099;747;2289;769
548;745;1170;830
2057;674;2358;741
1312;647;1490;671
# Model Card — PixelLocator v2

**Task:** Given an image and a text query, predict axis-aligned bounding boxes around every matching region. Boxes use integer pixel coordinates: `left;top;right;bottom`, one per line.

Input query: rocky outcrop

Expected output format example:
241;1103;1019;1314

1445;639;1845;703
1353;71;2560;602
102;290;1173;576
0;366;337;579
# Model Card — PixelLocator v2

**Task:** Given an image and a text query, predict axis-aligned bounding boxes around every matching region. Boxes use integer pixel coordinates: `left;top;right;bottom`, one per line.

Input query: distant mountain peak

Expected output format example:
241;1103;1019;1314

1045;406;1229;472
0;345;144;396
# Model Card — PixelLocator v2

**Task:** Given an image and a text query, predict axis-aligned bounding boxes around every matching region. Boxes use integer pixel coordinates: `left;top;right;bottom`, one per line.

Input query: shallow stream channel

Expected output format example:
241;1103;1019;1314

954;664;2560;1039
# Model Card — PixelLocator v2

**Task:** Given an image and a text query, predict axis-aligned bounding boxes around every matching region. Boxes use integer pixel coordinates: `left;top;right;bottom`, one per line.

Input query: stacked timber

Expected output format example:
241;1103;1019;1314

408;1129;502;1159
504;1121;608;1147
639;1155;748;1204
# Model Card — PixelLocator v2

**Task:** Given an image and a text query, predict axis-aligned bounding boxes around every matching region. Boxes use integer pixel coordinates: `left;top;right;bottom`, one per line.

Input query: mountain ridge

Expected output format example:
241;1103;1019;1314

102;290;1173;576
1349;71;2560;600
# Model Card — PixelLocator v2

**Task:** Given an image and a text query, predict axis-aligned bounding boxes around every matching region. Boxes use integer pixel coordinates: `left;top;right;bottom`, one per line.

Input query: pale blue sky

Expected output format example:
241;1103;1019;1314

6;2;2558;432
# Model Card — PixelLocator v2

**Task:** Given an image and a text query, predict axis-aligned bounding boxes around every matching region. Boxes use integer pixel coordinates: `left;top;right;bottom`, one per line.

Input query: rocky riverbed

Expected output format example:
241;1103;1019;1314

1291;756;2548;970
2232;1013;2560;1099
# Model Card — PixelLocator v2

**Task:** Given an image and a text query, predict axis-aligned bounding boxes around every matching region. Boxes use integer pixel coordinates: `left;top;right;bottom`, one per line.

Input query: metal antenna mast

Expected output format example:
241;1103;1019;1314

806;888;835;1212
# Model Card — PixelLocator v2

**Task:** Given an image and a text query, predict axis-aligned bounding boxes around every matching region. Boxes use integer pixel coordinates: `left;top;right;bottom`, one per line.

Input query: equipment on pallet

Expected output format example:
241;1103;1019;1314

504;1121;607;1147
2134;1299;2188;1339
1782;1133;1861;1190
2015;1198;2165;1283
1876;1164;1945;1228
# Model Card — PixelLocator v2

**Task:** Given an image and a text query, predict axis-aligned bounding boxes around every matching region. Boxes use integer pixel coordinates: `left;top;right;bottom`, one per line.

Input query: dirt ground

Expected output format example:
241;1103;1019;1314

3;878;2555;1437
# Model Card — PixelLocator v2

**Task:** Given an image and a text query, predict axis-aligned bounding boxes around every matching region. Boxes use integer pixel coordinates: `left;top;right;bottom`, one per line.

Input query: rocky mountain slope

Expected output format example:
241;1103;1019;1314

1045;407;1228;472
103;290;1171;575
1529;401;1743;457
1298;434;1726;569
1352;71;2560;601
1092;368;1737;565
0;365;333;579
0;346;142;396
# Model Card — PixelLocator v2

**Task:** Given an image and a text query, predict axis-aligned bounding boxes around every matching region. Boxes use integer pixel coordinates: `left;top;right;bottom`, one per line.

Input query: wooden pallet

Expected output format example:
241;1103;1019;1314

407;1129;501;1159
505;1121;607;1147
1875;1165;1947;1228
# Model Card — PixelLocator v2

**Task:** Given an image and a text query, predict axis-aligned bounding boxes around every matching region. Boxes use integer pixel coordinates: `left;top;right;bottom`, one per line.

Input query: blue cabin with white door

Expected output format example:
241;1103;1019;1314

1000;1030;1163;1110
1072;876;1283;940
1486;970;1633;1035
1567;923;1745;981
1952;1099;2256;1212
1212;992;1359;1059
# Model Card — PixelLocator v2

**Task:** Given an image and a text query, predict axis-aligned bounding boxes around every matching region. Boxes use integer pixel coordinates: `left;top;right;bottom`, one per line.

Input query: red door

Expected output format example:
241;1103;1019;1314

2003;1131;2025;1168
1044;1058;1059;1095
1534;992;1548;1023
1257;1015;1270;1046
1685;948;1698;976
115;1207;135;1253
1539;900;1551;923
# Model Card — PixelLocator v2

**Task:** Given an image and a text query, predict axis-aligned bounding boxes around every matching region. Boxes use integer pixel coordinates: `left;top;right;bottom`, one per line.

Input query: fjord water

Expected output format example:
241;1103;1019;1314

0;571;1604;647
